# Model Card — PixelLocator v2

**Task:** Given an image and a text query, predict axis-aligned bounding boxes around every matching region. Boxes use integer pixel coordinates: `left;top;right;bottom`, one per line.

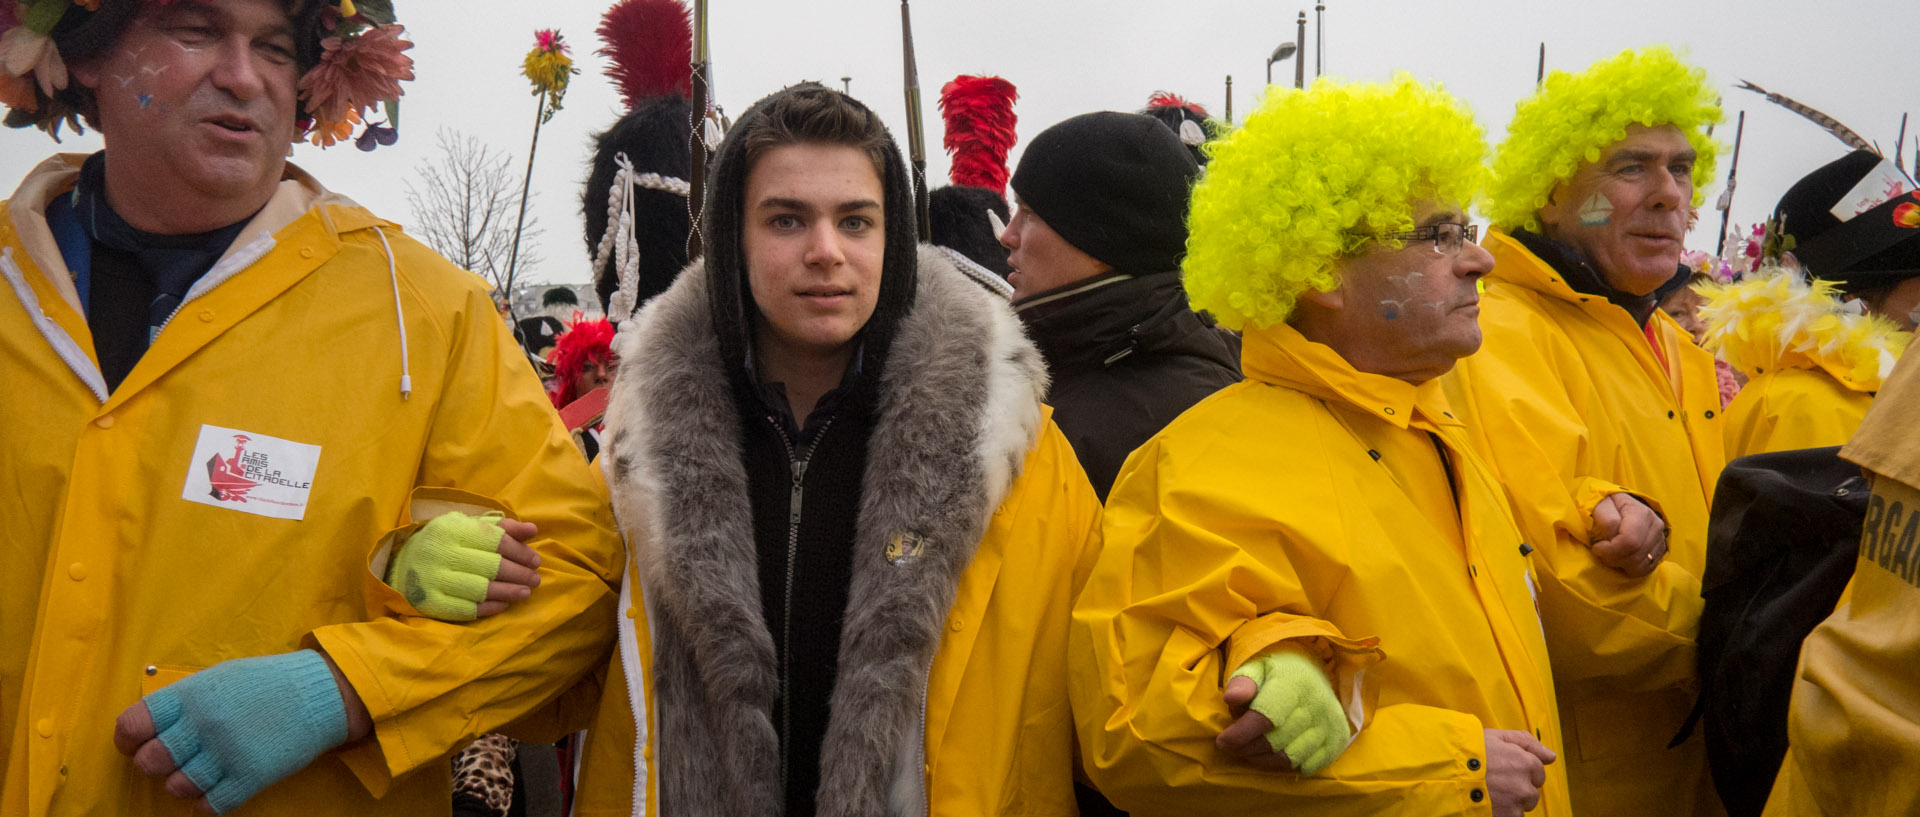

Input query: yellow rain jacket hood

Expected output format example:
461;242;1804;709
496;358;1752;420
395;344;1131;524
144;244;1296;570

0;155;622;816
1442;229;1727;816
571;248;1102;816
1696;268;1910;458
1071;321;1567;816
1763;339;1920;817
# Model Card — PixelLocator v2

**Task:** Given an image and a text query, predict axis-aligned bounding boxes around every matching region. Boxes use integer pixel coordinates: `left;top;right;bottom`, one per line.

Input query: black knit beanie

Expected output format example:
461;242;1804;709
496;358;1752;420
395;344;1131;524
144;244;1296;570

1009;111;1200;272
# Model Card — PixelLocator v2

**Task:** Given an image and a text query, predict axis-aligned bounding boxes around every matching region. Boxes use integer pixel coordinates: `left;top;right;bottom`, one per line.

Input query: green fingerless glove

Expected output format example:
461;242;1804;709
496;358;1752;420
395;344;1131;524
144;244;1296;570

1230;647;1351;775
385;511;506;621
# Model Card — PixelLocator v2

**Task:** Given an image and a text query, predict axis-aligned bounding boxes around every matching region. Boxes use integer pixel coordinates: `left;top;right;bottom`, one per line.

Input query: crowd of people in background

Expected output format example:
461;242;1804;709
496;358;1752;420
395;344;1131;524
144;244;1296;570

3;1;1916;817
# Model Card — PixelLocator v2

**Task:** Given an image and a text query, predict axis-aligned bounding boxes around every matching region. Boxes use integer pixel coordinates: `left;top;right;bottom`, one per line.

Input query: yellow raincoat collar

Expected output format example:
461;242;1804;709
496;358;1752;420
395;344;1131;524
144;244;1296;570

5;154;386;313
1241;322;1462;431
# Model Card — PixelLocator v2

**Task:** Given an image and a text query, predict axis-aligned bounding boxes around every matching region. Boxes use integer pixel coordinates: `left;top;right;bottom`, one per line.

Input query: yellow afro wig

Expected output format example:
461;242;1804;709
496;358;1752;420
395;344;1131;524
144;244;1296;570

1184;75;1487;331
1486;46;1723;233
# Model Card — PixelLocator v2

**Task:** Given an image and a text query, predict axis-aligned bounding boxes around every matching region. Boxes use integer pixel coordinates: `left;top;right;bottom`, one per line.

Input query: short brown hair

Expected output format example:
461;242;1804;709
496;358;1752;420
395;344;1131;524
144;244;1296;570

734;85;894;184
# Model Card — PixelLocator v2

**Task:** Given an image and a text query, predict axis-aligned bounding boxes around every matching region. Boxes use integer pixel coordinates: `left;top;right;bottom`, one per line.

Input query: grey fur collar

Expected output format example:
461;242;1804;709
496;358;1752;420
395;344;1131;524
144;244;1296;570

603;246;1047;816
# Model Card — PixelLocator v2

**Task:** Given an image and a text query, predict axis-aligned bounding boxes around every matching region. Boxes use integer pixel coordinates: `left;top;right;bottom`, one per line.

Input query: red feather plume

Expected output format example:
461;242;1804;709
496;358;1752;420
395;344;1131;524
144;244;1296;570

939;75;1019;195
1145;91;1208;119
597;0;693;107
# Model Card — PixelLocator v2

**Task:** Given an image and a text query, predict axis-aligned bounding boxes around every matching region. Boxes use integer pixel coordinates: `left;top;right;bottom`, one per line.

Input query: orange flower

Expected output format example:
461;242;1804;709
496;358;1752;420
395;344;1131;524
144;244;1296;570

0;70;37;113
307;105;360;147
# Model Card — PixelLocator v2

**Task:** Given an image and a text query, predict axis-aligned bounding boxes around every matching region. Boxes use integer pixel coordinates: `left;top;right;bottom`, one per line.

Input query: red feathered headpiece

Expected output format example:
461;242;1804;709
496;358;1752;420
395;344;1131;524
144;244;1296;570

597;0;693;107
548;315;617;407
939;75;1019;195
1145;91;1209;119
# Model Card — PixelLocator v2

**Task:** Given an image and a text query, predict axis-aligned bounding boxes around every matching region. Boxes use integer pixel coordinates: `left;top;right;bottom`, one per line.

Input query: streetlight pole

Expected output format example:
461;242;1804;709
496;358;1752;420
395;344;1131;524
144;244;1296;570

1266;41;1296;87
1294;11;1307;89
1315;3;1324;77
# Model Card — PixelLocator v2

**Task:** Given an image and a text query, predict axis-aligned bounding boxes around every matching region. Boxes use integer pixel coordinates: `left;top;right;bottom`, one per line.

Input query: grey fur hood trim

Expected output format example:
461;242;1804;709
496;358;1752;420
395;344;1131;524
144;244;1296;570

602;245;1048;816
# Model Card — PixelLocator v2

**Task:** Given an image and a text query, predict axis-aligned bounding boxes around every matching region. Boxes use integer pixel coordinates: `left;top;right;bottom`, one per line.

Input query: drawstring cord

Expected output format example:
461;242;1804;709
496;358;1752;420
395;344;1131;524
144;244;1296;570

372;226;412;400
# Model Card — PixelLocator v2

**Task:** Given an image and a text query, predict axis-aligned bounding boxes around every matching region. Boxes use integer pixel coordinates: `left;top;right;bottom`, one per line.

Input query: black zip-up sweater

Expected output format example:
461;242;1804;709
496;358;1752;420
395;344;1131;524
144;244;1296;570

739;380;872;817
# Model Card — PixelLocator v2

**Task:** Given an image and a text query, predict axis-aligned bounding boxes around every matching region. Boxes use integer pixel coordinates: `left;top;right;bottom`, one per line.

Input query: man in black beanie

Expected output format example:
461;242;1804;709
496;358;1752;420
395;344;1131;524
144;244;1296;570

1003;110;1240;500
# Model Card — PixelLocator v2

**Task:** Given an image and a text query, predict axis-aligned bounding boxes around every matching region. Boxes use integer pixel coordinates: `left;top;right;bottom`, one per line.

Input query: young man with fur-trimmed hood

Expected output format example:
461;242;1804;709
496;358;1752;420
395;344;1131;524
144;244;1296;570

570;83;1102;816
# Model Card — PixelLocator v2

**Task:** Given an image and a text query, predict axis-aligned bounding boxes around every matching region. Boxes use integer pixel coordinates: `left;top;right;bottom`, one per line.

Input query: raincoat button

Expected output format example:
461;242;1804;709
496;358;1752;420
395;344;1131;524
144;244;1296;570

301;248;316;259
199;310;215;322
59;764;68;777
1467;758;1481;771
1471;788;1484;802
1667;411;1676;419
94;415;114;429
67;562;86;581
1705;410;1715;419
145;665;159;676
949;617;965;632
36;718;52;738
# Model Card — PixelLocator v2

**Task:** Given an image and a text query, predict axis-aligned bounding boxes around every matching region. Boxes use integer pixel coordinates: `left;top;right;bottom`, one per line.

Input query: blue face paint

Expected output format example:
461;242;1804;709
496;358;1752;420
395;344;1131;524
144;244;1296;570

137;93;154;109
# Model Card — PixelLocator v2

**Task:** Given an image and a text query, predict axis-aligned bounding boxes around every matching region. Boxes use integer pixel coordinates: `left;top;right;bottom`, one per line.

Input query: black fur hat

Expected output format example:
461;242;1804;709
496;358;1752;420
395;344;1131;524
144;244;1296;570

582;95;695;313
1775;149;1920;292
929;185;1011;278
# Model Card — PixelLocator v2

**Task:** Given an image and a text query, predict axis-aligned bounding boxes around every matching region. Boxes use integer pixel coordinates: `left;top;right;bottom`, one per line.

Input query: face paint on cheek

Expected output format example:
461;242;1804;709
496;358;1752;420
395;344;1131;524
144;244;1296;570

1578;192;1614;226
137;93;153;109
1379;299;1406;319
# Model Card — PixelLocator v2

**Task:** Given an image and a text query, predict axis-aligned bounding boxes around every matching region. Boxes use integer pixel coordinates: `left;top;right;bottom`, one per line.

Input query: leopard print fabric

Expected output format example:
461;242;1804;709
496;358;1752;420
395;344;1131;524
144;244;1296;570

452;733;517;817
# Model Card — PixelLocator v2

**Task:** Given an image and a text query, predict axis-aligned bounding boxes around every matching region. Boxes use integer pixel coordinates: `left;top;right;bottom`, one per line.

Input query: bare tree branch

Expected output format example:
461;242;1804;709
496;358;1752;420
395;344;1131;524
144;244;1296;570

404;128;544;289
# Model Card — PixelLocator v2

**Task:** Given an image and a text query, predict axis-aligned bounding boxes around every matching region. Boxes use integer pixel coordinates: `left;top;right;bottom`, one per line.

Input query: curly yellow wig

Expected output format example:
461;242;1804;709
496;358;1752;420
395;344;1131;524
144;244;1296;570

1184;75;1487;330
1486;46;1723;233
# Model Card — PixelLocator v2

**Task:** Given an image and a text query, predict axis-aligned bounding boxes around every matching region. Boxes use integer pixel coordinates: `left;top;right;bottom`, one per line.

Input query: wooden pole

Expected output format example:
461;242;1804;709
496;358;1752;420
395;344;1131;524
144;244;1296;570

1716;111;1746;257
901;0;930;241
686;0;711;261
1225;75;1233;124
503;96;545;297
1896;113;1909;174
1536;43;1545;87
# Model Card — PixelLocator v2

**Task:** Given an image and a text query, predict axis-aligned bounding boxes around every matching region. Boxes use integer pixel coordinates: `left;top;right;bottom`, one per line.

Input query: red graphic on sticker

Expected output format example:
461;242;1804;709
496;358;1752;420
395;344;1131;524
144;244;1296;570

205;435;260;502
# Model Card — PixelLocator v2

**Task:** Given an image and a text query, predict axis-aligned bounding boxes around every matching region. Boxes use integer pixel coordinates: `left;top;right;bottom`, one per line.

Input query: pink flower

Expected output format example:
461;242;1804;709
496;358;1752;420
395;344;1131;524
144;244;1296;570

533;28;567;54
298;23;413;144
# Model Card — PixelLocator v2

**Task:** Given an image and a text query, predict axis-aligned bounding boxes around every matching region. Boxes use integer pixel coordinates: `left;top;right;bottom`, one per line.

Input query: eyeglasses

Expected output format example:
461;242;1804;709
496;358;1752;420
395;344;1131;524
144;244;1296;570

1348;222;1480;255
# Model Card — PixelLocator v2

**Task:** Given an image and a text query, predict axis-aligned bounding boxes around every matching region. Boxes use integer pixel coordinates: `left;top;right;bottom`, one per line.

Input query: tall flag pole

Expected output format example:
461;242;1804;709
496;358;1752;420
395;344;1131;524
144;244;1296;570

1716;110;1746;257
686;0;711;261
1224;75;1233;124
901;0;931;241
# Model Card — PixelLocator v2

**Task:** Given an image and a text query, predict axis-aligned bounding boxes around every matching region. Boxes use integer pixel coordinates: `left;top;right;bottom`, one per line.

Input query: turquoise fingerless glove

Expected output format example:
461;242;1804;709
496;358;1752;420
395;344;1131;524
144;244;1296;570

1230;647;1351;775
385;511;506;621
144;650;349;814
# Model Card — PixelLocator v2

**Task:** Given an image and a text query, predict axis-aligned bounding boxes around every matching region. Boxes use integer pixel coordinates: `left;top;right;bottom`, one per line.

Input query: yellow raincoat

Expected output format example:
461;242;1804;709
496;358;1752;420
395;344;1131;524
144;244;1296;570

1696;268;1909;459
0;155;622;816
1442;230;1727;816
1071;323;1567;816
1762;344;1920;817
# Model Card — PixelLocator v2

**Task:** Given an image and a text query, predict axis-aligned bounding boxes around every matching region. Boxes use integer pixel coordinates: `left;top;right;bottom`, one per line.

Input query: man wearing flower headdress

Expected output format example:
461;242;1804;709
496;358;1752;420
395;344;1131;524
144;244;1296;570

1441;46;1729;816
0;1;621;814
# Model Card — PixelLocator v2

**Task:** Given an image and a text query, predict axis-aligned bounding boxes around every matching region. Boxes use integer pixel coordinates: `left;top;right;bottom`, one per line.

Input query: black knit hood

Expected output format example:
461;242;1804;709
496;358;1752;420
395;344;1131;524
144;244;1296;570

703;83;921;396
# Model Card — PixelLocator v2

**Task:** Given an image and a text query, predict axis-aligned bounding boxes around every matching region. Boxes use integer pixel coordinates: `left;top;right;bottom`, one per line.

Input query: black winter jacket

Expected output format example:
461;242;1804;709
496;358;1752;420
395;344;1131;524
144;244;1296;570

1017;271;1241;499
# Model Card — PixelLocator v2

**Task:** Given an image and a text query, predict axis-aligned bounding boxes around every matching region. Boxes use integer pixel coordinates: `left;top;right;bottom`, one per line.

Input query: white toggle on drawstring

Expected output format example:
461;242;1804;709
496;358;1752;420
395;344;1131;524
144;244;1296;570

372;226;412;400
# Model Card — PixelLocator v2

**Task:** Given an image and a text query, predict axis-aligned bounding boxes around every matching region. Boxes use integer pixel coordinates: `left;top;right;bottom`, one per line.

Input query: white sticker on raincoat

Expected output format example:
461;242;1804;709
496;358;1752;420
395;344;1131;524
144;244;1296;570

181;425;321;521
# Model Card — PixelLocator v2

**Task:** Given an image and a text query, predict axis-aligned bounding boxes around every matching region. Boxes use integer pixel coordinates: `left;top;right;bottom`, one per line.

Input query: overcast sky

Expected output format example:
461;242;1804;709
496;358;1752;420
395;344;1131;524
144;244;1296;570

5;0;1914;287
